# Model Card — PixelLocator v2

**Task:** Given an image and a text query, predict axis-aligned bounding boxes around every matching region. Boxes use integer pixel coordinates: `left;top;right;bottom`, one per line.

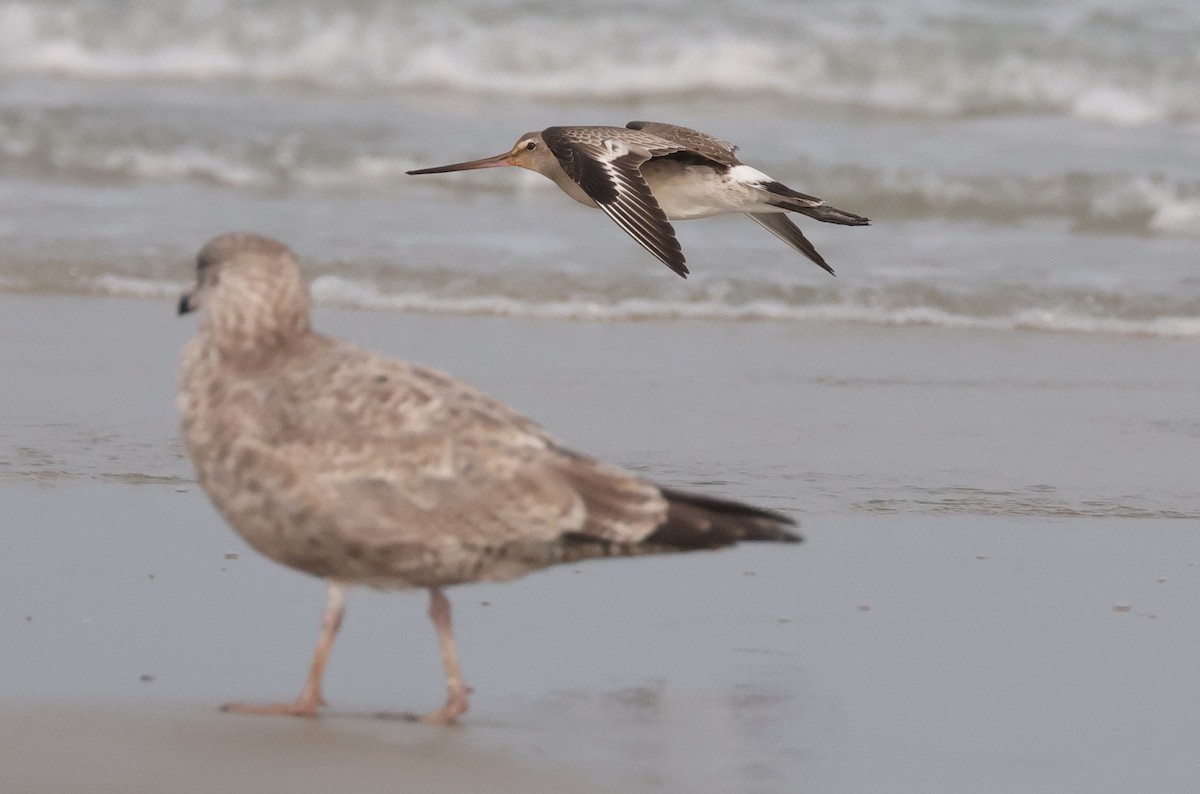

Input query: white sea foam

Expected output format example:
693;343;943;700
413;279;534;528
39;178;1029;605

0;1;1195;124
92;275;186;299
0;109;419;189
99;147;263;187
303;275;1200;338
1073;87;1167;126
0;271;1166;339
1089;176;1200;235
1148;196;1200;236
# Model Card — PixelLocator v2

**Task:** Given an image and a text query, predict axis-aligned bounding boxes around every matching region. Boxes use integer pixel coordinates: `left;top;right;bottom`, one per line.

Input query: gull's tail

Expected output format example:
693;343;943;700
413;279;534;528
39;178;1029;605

648;487;801;549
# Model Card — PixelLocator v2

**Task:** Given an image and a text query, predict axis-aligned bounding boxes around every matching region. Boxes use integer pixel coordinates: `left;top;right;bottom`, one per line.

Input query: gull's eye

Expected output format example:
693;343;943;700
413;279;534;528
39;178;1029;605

525;141;536;151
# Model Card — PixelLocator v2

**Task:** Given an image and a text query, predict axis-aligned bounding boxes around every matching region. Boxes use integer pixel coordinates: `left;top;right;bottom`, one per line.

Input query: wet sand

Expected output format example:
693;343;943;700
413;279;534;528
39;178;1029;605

2;293;1198;792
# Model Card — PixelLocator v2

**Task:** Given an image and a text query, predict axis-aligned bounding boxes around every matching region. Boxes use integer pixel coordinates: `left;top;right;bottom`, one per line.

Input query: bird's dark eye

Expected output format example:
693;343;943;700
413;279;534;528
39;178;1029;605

525;141;536;151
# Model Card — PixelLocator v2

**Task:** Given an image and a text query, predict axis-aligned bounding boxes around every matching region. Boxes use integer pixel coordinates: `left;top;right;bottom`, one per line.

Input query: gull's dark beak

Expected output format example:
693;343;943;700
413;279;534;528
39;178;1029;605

178;290;194;315
406;151;514;175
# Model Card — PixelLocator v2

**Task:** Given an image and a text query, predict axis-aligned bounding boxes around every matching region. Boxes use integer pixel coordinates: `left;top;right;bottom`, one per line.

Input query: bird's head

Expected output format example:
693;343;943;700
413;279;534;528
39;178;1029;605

178;232;311;351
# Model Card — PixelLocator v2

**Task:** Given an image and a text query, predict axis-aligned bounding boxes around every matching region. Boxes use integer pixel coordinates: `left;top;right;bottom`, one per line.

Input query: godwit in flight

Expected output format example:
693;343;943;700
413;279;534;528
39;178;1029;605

408;121;869;278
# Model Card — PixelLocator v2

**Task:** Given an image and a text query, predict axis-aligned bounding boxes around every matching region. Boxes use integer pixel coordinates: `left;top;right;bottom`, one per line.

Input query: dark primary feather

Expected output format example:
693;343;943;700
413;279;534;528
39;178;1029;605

746;214;835;275
595;193;689;277
543;126;623;204
543;126;689;277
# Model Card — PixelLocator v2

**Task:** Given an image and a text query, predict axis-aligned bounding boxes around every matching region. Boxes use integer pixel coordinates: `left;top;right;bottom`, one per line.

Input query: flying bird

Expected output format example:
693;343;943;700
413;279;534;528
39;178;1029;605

407;120;869;278
177;232;801;725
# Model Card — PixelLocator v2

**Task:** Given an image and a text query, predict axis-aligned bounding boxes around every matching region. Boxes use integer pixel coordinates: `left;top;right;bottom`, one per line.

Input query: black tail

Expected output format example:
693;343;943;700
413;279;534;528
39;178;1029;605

762;182;870;226
646;487;801;549
795;203;870;226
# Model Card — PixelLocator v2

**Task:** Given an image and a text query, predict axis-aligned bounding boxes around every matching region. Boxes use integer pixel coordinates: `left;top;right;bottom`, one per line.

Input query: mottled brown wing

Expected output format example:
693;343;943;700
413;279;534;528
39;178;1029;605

254;336;669;553
543;126;689;277
625;121;742;166
178;232;800;591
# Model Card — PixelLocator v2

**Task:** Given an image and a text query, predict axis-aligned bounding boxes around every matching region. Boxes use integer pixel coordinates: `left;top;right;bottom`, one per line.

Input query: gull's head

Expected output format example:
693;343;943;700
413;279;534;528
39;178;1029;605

405;131;554;176
178;232;311;349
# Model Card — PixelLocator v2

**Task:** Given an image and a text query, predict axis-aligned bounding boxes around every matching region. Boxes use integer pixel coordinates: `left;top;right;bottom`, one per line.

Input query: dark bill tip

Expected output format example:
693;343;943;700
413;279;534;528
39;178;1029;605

177;292;193;315
405;152;515;175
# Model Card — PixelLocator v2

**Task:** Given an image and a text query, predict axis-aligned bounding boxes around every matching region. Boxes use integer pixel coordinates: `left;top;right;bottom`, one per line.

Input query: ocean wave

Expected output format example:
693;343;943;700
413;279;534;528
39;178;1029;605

4;105;1198;236
858;170;1200;237
0;107;418;190
91;274;184;299
0;1;1196;123
37;271;1195;339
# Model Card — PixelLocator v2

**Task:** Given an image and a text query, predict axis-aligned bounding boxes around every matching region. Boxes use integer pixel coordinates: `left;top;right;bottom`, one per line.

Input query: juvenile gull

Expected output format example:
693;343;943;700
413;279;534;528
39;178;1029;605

407;120;869;278
177;232;800;725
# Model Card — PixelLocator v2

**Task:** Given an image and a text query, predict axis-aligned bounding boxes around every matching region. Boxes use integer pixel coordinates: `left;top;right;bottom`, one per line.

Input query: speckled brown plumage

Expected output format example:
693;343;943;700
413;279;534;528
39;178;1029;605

623;121;742;166
177;232;799;724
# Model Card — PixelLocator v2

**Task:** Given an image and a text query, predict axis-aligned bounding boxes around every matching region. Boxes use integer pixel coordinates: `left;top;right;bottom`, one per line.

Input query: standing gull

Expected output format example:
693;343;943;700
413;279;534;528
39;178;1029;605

407;120;869;278
177;232;800;725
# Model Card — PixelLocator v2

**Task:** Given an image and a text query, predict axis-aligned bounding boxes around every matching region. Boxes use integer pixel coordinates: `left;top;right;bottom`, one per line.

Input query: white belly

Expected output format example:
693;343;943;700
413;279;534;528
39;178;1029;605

641;161;772;220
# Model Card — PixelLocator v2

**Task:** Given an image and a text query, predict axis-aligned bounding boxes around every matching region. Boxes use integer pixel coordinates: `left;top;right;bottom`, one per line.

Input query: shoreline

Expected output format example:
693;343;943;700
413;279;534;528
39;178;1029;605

3;276;1200;340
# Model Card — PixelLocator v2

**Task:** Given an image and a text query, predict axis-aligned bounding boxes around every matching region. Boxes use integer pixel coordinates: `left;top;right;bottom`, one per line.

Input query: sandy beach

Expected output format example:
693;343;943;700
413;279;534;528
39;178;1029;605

2;293;1197;793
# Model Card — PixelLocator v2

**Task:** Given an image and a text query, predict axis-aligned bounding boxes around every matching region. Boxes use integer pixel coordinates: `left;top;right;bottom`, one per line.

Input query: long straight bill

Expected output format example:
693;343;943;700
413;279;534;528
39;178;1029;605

406;152;513;175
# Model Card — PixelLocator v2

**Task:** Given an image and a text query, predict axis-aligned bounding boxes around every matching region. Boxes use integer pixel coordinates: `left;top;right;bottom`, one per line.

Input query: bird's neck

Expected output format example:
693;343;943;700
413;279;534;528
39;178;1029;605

202;281;312;364
540;162;598;208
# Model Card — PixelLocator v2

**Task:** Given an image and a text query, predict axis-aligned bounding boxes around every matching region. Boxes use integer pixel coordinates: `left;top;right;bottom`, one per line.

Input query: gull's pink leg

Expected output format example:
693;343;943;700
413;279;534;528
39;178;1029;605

222;581;346;717
419;587;471;725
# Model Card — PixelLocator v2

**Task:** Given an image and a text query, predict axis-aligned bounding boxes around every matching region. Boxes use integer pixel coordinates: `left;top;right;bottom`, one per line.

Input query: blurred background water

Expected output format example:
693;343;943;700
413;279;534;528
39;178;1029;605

0;0;1197;335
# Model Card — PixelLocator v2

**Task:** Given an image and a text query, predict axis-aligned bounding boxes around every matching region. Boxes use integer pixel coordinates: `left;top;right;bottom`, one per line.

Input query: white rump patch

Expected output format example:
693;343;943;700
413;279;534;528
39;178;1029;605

729;164;773;186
